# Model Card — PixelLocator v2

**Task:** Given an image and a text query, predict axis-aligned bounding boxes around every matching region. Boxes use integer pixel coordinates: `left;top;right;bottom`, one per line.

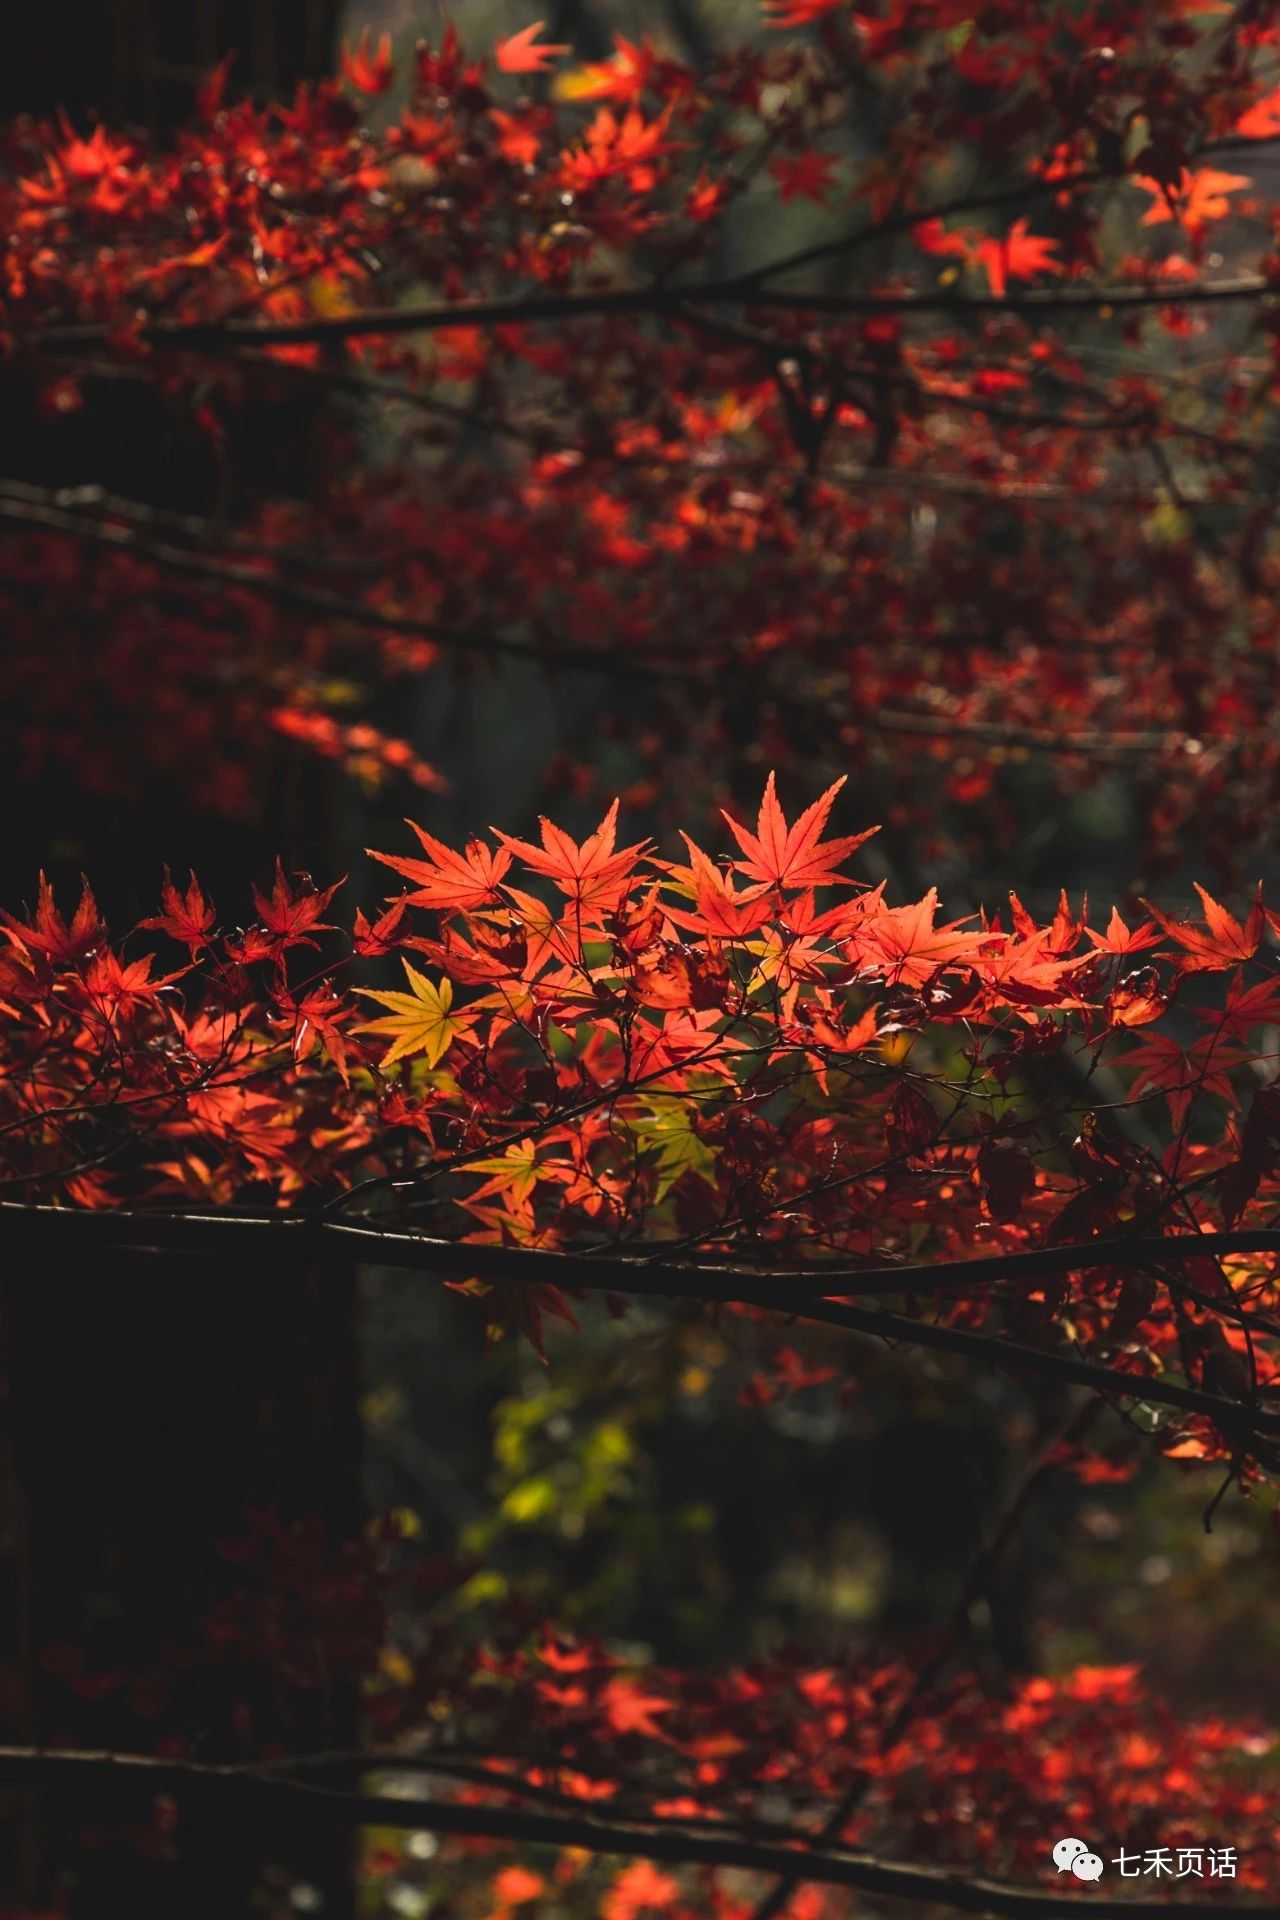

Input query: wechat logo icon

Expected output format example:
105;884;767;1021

1054;1838;1105;1882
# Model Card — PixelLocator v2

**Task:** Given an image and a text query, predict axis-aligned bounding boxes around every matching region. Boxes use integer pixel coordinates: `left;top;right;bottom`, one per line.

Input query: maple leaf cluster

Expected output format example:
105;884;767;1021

32;1509;1280;1912
5;775;1280;1480
381;1641;1280;1901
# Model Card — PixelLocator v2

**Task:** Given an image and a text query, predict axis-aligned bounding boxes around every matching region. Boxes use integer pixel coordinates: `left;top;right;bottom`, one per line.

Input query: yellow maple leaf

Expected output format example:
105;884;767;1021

356;962;468;1067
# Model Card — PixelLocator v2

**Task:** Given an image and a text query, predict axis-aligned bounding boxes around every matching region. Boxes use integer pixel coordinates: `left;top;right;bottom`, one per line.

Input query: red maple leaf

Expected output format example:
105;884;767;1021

1;874;104;965
536;1638;601;1673
251;862;343;949
341;29;394;95
282;981;360;1083
770;151;839;206
722;774;876;890
1124;1030;1241;1130
1196;970;1280;1037
913;217;976;260
79;949;187;1020
353;899;407;957
140;869;215;952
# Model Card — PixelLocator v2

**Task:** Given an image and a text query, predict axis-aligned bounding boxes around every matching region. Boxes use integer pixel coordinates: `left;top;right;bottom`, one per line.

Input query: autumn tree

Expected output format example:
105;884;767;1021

3;5;1280;1917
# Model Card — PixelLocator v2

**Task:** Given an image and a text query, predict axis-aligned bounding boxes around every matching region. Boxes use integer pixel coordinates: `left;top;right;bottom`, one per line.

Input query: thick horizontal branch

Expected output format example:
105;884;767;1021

2;1204;1276;1436
0;1744;1264;1919
5;1201;1277;1302
873;710;1184;755
28;274;1278;355
0;477;383;577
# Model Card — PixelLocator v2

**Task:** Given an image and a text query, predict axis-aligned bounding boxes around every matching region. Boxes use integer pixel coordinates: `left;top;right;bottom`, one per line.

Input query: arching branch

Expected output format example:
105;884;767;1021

0;1744;1264;1919
1;1204;1276;1440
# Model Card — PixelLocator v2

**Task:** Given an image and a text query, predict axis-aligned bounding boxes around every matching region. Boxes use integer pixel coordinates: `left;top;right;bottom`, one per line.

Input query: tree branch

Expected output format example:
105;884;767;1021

0;499;699;685
26;275;1278;356
0;1744;1264;1918
3;1202;1275;1303
0;1205;1275;1437
872;710;1184;755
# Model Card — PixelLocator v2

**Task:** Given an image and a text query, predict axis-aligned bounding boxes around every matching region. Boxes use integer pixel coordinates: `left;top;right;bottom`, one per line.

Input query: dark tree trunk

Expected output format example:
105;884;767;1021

0;1244;363;1919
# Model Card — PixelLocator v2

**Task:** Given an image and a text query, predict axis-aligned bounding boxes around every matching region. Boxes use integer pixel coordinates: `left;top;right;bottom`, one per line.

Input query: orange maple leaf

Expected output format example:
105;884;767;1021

855;889;996;988
602;1861;681;1920
601;1675;673;1738
1139;883;1263;972
495;22;570;75
495;801;649;912
1105;976;1166;1029
491;1866;545;1908
560;106;676;195
975;931;1092;1008
371;825;513;912
490;109;542;168
659;836;774;939
1136;167;1251;234
1234;86;1280;140
1085;906;1164;956
974;219;1062;297
722;774;876;890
